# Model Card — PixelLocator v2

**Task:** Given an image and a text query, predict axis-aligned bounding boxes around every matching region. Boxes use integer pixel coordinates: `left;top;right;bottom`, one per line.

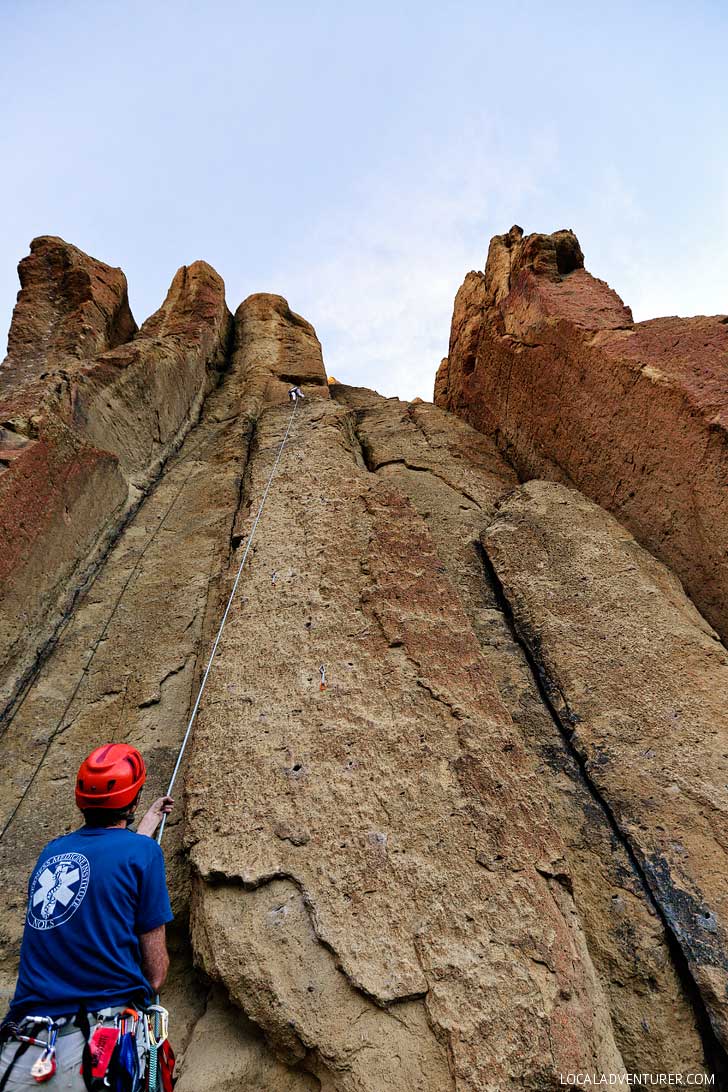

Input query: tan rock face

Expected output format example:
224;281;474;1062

2;249;726;1088
0;242;232;718
233;292;330;417
187;392;624;1089
482;481;728;1052
0;318;325;1087
67;260;232;483
435;226;728;641
337;386;710;1076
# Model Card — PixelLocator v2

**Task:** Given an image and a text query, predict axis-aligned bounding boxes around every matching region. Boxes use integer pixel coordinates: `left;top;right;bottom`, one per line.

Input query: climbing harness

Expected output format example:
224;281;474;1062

0;1016;69;1088
157;396;302;842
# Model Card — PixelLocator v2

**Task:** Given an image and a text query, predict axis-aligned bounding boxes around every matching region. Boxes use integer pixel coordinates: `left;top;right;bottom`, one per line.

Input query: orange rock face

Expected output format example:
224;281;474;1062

435;225;728;640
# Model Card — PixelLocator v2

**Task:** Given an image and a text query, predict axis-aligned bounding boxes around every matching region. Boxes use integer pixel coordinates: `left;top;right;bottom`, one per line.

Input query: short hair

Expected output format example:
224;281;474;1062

80;790;142;828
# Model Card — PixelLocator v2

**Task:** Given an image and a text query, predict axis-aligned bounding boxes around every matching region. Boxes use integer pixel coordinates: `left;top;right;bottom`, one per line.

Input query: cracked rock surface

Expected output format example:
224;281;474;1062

0;239;232;715
482;480;728;1055
187;394;623;1088
1;238;726;1088
435;224;728;642
338;386;709;1076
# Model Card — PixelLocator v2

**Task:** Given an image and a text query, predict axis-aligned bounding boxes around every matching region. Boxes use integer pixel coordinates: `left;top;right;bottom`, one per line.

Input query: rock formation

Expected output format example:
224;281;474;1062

435;225;728;643
0;239;232;715
482;481;728;1048
0;235;726;1089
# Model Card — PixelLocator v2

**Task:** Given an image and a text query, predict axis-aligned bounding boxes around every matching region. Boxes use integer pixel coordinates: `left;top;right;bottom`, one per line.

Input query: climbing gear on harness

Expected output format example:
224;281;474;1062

288;386;305;401
75;744;146;810
29;1022;56;1081
157;395;302;843
113;1008;139;1091
319;665;327;691
0;1016;68;1088
87;1023;119;1080
144;1005;173;1092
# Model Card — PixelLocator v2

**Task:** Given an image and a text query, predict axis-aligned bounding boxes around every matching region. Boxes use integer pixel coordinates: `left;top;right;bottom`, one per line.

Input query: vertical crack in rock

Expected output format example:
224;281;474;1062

333;383;714;1077
187;381;625;1089
482;480;728;1076
0;240;234;719
478;537;728;1082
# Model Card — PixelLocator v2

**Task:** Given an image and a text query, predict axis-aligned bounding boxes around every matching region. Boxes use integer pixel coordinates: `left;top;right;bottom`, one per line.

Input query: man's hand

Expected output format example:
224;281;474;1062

136;796;174;838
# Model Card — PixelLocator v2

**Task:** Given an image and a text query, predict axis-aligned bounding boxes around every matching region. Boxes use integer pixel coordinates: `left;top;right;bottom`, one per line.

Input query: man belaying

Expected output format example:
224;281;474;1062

0;743;173;1089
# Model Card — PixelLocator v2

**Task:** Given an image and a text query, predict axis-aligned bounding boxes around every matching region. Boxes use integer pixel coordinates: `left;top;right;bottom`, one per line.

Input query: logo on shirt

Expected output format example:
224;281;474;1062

27;852;91;931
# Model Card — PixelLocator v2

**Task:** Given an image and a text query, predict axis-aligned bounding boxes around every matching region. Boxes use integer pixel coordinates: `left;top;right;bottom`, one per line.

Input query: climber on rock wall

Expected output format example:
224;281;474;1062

0;744;173;1090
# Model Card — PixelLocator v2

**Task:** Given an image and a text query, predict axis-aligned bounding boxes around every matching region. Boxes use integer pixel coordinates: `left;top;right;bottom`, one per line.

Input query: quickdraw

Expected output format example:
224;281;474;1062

1;1017;63;1085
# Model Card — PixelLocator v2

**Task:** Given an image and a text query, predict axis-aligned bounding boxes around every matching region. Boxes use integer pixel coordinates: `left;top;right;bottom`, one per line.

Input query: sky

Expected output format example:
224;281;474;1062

1;0;727;400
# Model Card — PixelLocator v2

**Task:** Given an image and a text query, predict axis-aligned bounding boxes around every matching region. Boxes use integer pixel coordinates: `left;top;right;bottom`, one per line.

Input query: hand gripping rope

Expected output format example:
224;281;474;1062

157;395;301;843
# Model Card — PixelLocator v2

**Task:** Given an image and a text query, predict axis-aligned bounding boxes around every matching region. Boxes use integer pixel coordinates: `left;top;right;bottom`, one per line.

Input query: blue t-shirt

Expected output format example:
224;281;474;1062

8;826;173;1020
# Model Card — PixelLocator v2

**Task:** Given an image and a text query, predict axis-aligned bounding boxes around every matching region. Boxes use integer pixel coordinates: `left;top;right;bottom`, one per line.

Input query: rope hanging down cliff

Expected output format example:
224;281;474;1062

157;392;303;843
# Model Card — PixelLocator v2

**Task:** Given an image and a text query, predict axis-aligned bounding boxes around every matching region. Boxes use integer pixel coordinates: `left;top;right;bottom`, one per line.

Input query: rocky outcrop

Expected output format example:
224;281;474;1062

337;387;711;1076
482;481;728;1053
1;239;725;1089
232;292;330;419
68;260;231;483
435;225;728;642
1;235;137;394
0;240;232;717
187;390;625;1089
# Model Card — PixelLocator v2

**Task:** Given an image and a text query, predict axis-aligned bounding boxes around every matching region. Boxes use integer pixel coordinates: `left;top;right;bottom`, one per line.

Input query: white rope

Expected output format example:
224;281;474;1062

157;397;301;842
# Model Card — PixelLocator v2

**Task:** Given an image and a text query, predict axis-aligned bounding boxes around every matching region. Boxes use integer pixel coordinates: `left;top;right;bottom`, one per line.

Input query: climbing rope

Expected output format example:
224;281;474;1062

157;396;301;842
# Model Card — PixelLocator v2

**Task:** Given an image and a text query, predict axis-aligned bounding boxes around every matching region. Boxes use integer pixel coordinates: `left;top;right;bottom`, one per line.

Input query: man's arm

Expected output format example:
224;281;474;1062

139;924;169;992
136;796;174;838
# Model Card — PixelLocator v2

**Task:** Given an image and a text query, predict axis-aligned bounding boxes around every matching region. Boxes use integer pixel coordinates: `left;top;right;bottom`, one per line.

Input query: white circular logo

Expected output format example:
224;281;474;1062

27;852;91;931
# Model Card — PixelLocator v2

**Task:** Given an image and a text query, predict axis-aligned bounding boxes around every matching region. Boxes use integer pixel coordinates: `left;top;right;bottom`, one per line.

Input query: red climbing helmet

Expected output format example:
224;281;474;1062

75;743;147;810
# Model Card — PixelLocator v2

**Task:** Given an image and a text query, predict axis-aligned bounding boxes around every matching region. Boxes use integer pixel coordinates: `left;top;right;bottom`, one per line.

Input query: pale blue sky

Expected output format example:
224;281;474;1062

2;0;726;398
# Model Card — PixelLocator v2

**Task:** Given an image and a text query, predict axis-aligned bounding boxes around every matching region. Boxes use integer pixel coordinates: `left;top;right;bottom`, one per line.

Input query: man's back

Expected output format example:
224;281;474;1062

9;825;171;1021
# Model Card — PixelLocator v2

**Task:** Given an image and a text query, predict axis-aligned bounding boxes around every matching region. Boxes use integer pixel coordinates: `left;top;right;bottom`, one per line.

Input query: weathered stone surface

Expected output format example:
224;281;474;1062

435;225;728;640
2;246;725;1088
232;292;330;419
1;235;137;394
335;385;710;1076
0;417;128;717
68;260;232;483
482;480;728;1053
175;987;318;1092
0;368;247;988
0;298;348;1089
0;244;232;718
187;395;623;1089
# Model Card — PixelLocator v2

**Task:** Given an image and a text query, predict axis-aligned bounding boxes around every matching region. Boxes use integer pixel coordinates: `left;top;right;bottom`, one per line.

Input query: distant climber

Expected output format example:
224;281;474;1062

0;743;173;1089
288;385;305;401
